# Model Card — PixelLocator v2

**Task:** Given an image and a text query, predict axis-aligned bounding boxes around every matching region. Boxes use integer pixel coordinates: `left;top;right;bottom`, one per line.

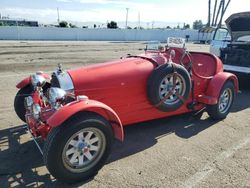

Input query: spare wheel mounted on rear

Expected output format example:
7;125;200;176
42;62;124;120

147;63;191;112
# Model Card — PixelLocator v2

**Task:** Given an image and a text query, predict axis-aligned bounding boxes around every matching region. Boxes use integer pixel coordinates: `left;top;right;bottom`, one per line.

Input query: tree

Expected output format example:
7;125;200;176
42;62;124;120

166;26;171;29
69;23;77;28
93;24;97;28
107;21;118;29
183;24;190;29
193;20;203;30
0;22;8;26
134;26;144;30
59;21;68;28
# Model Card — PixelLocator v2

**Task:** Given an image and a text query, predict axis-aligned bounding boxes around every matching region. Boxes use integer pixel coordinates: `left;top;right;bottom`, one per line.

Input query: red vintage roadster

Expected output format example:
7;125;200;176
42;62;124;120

14;39;238;183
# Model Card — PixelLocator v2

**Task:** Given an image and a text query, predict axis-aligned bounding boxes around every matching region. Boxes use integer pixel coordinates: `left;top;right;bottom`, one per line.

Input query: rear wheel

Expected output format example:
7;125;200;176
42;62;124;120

207;81;235;120
14;86;33;122
43;113;113;183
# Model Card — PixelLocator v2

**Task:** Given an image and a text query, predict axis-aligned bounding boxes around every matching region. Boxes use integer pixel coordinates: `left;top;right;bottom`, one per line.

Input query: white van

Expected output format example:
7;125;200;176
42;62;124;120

210;12;250;74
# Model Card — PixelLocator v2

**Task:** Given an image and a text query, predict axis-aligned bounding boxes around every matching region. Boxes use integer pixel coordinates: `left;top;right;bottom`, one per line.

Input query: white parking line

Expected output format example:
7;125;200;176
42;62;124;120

181;135;250;188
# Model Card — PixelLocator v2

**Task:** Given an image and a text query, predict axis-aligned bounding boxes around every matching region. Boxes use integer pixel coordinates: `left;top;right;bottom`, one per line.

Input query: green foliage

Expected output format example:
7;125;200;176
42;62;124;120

0;22;8;26
59;21;68;28
107;21;118;29
183;24;190;29
134;26;144;29
69;23;77;28
193;20;203;30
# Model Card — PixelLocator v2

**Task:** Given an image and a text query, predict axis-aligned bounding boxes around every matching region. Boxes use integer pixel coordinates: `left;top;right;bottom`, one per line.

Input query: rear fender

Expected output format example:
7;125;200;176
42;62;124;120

47;99;124;141
205;72;239;104
16;73;51;89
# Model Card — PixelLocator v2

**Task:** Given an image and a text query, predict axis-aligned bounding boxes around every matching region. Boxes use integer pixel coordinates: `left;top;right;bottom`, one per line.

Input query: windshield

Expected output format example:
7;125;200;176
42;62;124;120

214;28;230;41
145;41;161;51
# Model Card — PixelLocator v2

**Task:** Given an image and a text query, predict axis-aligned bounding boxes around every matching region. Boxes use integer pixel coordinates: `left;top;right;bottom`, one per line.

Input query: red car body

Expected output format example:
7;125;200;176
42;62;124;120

15;43;239;183
16;47;238;142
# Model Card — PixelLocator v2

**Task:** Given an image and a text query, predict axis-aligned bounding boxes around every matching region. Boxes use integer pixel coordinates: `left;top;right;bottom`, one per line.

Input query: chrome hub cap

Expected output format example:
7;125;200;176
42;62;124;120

159;73;186;104
62;128;106;173
218;88;233;114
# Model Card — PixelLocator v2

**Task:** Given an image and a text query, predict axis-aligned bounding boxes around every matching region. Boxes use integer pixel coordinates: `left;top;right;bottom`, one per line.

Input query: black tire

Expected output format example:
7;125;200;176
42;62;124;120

43;112;113;184
147;63;191;112
207;81;235;120
14;86;33;122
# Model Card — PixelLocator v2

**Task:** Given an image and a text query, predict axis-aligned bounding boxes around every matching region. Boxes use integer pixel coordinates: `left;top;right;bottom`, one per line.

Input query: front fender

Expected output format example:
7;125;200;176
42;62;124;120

206;72;239;103
47;99;124;141
16;73;51;89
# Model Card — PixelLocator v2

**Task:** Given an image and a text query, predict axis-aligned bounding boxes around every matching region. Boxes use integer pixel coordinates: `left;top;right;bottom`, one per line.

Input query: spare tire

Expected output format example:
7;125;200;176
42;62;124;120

147;63;191;112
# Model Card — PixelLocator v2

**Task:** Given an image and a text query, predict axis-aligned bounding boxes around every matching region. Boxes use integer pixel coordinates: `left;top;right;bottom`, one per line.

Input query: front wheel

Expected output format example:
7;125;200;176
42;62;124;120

43;113;113;183
207;81;235;120
14;86;33;122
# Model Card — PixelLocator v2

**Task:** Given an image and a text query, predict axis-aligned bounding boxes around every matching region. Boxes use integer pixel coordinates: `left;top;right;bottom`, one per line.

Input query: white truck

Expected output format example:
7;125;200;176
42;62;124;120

210;12;250;74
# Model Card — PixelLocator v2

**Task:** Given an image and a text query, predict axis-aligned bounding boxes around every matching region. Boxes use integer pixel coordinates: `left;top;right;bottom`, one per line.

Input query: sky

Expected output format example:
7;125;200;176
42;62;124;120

0;0;250;28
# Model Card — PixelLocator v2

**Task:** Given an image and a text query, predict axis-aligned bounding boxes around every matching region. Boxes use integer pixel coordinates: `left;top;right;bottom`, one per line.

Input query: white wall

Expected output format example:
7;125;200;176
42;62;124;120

0;26;199;41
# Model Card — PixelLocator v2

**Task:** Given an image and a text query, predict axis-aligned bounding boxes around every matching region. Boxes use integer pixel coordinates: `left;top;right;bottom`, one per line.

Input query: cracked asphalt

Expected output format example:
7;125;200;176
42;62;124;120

0;41;249;187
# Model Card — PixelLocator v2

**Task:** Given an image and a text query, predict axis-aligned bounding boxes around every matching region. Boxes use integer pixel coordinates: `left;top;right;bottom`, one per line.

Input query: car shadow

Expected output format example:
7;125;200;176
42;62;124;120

0;112;218;187
109;113;218;163
230;87;250;113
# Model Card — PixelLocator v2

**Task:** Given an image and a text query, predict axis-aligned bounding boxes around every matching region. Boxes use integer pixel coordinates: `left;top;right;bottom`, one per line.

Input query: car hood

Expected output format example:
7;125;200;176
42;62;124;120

225;12;250;41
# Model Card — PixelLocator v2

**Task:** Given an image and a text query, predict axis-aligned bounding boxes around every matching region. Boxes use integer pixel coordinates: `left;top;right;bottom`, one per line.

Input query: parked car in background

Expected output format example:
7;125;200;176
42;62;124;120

210;12;250;74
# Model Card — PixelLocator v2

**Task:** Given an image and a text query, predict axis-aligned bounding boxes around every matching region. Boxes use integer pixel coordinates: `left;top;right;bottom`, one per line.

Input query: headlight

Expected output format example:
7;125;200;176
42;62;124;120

51;71;74;93
31;74;46;87
48;87;67;103
32;104;41;119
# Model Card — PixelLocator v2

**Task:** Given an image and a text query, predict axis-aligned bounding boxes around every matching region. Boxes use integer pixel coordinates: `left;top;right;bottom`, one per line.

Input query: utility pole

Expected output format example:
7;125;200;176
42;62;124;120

125;8;129;29
212;0;218;26
218;0;231;27
207;0;211;26
214;0;223;26
137;12;140;29
57;8;60;24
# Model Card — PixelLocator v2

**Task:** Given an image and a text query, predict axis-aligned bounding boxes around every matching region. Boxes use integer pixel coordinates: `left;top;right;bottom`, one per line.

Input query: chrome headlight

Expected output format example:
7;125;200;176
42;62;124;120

31;74;46;87
51;71;74;93
48;87;67;103
32;104;41;119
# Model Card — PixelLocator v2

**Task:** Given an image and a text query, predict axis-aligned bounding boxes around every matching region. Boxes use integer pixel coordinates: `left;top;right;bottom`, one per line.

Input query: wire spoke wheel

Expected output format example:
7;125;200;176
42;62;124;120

62;127;106;173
